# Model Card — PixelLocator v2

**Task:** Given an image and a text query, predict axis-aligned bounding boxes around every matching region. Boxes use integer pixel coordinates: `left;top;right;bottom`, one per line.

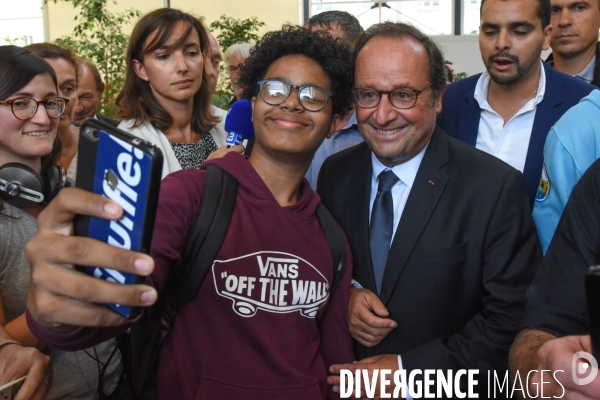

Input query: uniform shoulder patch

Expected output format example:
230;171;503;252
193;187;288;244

535;163;551;202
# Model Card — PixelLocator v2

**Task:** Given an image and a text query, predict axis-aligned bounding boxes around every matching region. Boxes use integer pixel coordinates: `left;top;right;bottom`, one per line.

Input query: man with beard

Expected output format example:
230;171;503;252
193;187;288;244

437;0;594;206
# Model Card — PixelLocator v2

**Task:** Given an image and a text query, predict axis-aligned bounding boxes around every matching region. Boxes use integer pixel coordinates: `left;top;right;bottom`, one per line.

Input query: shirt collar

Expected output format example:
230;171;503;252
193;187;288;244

574;55;596;83
371;141;429;189
332;112;357;138
474;60;547;113
344;112;357;129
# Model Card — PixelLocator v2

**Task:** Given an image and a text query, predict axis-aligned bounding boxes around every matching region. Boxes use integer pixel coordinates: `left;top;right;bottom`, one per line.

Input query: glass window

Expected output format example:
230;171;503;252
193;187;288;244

0;0;44;45
462;0;481;34
309;0;453;36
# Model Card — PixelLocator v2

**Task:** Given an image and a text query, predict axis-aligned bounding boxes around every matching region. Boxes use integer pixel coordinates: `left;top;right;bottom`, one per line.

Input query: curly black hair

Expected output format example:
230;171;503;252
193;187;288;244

239;25;354;117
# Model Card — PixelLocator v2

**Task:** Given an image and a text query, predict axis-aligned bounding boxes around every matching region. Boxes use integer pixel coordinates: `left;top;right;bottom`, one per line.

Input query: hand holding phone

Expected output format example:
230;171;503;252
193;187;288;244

0;376;26;400
75;119;163;319
26;186;158;329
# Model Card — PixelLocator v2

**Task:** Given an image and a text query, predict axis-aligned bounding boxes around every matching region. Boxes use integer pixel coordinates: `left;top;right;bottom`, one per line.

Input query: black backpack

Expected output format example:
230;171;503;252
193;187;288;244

120;165;348;400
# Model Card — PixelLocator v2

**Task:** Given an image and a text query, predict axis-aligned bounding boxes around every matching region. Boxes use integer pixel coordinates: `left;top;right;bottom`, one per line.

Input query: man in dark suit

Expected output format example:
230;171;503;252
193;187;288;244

73;59;119;127
437;0;594;206
321;21;542;398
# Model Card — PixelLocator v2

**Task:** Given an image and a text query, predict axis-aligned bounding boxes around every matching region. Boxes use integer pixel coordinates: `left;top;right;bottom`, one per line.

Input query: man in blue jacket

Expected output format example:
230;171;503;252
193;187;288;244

437;0;594;206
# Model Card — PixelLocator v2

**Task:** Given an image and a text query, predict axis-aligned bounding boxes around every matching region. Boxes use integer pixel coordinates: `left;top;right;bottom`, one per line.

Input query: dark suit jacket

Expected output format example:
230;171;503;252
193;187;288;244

437;62;594;206
318;128;542;395
96;114;120;128
546;42;600;87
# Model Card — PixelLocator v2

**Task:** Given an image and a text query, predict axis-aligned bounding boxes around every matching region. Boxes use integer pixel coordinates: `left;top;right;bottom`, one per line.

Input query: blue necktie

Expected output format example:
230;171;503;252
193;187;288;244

370;170;399;294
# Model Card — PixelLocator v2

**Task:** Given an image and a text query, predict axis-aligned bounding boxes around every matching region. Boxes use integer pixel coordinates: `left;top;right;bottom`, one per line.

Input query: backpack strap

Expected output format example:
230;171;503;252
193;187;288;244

315;203;347;298
130;165;238;400
164;165;238;321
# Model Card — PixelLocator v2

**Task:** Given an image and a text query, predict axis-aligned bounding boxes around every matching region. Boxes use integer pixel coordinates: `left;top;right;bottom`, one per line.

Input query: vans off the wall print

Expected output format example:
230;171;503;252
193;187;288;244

212;251;330;318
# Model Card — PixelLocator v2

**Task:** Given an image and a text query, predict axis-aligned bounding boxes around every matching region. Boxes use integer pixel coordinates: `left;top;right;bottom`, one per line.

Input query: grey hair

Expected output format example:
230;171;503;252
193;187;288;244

223;42;253;67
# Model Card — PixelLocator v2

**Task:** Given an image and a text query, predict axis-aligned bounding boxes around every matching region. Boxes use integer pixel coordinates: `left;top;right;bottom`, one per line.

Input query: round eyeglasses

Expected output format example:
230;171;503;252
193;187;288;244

354;83;432;109
257;80;332;112
0;97;69;120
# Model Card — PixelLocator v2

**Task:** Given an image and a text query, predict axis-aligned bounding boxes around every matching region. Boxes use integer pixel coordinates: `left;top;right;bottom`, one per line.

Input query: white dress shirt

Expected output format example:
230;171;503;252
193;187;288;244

473;61;546;172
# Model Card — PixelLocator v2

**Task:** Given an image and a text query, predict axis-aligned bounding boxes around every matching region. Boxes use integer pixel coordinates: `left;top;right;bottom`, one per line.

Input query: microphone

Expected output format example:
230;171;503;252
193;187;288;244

225;99;254;147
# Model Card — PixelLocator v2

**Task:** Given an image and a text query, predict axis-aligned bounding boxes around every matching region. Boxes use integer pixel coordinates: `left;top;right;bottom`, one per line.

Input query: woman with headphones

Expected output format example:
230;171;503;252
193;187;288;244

0;46;127;399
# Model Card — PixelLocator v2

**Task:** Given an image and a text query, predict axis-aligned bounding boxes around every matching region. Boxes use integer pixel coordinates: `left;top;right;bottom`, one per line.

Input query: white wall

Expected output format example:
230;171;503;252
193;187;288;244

0;0;45;45
45;0;299;41
435;34;483;77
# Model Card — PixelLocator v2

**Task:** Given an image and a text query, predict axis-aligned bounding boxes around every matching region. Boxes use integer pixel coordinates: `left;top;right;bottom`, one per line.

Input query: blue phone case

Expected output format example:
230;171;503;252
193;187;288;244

76;119;163;318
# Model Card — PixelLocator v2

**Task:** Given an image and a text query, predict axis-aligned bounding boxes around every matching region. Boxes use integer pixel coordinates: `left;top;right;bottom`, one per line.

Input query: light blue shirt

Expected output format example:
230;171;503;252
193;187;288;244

305;112;364;190
575;55;596;84
533;89;600;253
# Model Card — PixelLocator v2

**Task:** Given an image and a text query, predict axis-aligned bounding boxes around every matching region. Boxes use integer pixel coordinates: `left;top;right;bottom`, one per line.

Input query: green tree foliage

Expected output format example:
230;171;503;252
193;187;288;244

455;72;469;81
3;37;30;46
54;0;140;118
208;15;265;109
209;15;265;51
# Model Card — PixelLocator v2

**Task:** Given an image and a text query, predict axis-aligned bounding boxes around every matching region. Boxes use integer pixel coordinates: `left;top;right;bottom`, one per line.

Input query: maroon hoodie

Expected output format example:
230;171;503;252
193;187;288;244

28;152;354;399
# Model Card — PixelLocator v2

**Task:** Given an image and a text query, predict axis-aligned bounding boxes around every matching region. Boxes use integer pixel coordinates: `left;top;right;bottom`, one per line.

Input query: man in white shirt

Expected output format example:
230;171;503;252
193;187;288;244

319;21;541;398
438;0;594;206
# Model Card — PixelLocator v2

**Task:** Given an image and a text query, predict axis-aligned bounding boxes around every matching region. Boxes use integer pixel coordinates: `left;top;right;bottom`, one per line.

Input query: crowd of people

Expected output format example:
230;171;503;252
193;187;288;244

1;0;600;398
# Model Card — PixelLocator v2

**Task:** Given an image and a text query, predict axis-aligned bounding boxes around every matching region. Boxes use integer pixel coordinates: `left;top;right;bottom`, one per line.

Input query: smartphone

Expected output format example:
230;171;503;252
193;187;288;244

75;119;163;319
586;265;600;360
0;375;26;400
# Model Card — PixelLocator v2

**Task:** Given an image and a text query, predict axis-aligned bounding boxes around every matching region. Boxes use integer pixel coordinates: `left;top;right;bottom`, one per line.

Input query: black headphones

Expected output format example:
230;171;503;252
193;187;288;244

0;163;68;208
